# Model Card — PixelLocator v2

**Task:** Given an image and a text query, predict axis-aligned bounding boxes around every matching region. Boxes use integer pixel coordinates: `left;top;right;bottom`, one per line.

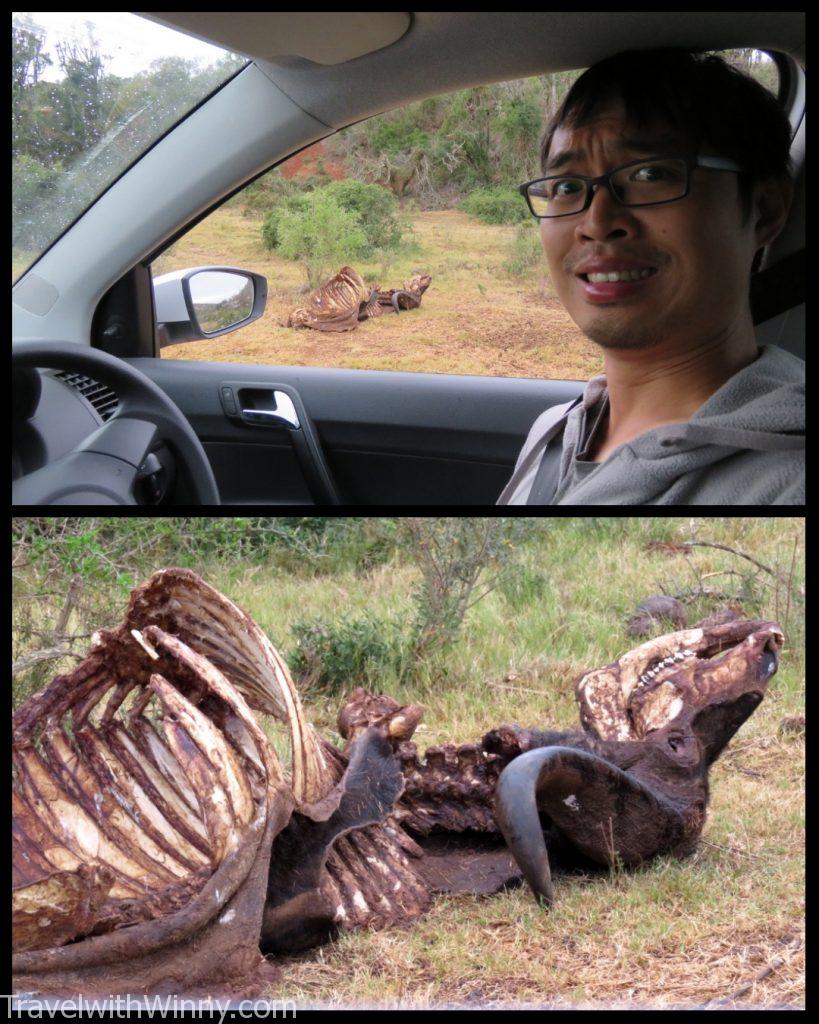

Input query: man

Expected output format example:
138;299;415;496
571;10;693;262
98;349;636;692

498;49;803;505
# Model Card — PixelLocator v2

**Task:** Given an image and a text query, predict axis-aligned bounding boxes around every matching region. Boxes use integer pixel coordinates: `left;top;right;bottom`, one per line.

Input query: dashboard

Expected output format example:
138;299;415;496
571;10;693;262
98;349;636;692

12;370;112;481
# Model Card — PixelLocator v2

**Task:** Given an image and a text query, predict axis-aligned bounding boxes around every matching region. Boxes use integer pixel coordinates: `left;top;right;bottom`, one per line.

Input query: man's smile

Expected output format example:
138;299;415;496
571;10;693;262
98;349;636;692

574;265;660;301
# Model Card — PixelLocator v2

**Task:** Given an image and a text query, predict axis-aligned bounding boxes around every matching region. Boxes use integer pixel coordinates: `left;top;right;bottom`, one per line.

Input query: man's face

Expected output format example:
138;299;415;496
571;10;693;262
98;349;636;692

539;100;762;352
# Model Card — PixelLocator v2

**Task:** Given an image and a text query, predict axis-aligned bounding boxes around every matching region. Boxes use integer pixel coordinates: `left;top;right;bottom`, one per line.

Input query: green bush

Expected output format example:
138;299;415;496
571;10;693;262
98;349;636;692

497;94;542;150
288;613;407;694
228;170;305;216
276;191;367;288
12;154;62;216
261;193;310;251
299;170;335;191
461;185;529;225
319;179;403;255
504;222;543;276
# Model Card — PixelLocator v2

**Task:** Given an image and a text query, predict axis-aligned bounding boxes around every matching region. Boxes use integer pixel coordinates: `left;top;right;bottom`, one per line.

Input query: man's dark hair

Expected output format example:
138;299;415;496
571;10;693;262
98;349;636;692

540;49;793;226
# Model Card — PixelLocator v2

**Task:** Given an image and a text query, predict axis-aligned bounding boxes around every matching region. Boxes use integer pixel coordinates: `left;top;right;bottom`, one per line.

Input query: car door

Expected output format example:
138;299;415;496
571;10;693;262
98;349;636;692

129;356;584;505
129;238;803;507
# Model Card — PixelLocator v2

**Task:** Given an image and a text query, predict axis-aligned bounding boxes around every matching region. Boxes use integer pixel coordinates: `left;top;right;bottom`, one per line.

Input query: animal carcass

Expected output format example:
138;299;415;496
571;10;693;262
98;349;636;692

12;569;782;998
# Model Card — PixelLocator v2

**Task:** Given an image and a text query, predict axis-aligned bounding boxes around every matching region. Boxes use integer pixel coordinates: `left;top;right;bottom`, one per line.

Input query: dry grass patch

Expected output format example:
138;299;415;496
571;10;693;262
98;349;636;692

270;890;803;1008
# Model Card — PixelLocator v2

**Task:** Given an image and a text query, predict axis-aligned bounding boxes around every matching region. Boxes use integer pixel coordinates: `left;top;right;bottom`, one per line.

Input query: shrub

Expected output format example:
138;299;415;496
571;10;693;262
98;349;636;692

368;117;429;158
461;185;529;225
12;154;62;217
497;94;543;151
288;613;406;695
275;191;367;288
230;170;307;216
319;179;403;255
299;170;335;191
12;154;64;249
261;193;310;251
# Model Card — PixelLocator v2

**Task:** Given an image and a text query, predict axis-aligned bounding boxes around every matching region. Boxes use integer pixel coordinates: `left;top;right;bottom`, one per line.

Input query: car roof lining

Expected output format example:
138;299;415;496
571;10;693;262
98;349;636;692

144;12;805;130
137;12;412;68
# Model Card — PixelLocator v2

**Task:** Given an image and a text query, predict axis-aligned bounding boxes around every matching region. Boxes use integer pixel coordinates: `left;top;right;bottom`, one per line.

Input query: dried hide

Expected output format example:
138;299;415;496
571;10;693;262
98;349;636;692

365;273;432;317
337;688;522;895
287;266;371;332
340;619;784;906
287;266;431;331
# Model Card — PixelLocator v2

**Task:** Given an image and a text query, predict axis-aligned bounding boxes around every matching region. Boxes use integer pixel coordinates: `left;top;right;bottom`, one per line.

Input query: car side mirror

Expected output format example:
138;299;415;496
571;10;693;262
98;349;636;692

153;267;267;347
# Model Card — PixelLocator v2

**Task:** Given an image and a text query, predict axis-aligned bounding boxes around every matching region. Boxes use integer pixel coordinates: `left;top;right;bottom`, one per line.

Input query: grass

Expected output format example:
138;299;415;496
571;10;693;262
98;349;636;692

11;516;804;1007
153;206;602;380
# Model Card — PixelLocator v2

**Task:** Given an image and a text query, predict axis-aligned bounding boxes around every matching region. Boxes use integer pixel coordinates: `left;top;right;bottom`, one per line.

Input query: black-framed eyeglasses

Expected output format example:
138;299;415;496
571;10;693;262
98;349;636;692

519;155;744;218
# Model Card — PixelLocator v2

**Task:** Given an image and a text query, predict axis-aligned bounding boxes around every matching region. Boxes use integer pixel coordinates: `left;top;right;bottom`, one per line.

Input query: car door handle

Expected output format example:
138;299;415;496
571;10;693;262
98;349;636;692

240;391;300;429
220;381;340;505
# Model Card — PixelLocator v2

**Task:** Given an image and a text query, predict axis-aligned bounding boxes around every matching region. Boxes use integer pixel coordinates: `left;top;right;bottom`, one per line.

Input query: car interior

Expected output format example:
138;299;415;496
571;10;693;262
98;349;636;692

11;12;805;506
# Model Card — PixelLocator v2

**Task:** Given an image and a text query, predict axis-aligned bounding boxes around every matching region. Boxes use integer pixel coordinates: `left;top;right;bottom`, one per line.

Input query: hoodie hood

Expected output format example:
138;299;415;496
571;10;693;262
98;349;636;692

555;346;804;505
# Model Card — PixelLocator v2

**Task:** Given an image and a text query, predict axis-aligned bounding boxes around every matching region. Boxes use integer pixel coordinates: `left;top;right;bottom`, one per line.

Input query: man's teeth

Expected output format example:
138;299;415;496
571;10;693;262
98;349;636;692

586;268;655;283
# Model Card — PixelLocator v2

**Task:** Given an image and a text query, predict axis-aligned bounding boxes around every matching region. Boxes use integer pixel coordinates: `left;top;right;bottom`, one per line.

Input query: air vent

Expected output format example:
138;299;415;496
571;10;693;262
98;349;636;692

54;371;119;422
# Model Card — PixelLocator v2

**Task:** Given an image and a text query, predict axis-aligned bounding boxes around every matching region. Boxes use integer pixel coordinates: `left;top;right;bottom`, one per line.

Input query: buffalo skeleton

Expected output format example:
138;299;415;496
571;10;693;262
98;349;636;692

287;266;431;332
12;569;781;994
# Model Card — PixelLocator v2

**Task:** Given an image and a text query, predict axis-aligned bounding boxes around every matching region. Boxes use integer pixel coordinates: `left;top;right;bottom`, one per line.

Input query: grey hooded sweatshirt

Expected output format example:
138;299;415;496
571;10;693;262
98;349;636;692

497;345;804;506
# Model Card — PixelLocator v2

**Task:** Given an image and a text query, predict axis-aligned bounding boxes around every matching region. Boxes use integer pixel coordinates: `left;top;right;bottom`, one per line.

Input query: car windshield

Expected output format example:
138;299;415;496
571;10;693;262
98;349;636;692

12;12;248;282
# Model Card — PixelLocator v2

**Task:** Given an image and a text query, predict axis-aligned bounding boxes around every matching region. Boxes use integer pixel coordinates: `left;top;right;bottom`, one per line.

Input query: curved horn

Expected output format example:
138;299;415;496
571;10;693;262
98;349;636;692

494;747;560;906
496;745;692;907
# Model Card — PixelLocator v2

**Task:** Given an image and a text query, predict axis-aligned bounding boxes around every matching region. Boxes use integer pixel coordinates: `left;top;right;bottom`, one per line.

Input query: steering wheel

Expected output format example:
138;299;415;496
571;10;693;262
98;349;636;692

12;341;220;505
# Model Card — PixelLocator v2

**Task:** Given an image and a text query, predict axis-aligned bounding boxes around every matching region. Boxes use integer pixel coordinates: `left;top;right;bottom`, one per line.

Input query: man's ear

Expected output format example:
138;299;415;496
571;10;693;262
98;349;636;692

753;175;794;250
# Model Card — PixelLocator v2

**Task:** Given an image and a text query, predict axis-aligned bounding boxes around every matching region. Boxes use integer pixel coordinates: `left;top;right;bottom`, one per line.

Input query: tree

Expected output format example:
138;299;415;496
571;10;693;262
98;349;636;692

49;37;111;161
331;72;584;209
11;17;52;157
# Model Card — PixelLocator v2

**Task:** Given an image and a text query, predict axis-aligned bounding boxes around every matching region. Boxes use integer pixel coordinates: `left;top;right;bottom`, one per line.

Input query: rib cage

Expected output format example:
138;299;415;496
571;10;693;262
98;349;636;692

12;569;430;994
124;569;330;809
12;622;285;962
123;570;430;941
